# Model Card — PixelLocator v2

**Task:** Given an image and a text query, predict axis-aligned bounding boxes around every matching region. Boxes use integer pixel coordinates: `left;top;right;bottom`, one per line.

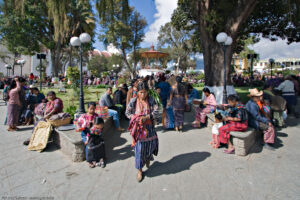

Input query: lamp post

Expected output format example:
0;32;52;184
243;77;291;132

5;64;11;77
216;32;233;104
70;33;91;114
247;53;258;85
17;59;26;76
37;54;46;91
269;58;275;78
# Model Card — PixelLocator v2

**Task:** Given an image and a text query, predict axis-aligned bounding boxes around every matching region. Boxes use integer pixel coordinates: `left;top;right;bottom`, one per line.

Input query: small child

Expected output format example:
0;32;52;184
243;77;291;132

210;113;223;148
85;117;106;168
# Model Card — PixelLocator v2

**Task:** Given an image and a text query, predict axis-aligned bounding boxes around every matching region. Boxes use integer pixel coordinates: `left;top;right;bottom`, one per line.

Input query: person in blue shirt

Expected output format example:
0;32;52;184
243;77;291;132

187;84;200;105
245;88;275;150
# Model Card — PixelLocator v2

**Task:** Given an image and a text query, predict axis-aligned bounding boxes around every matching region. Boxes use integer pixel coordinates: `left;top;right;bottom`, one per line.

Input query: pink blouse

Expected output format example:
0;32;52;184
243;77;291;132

204;94;217;107
8;82;21;106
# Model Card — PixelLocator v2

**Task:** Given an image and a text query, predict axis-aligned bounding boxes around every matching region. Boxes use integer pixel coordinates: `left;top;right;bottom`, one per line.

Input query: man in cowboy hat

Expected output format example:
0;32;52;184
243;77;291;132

246;88;275;150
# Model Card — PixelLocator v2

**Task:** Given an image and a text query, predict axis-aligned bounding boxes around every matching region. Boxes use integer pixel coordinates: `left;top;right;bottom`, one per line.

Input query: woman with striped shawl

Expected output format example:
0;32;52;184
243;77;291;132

126;81;159;182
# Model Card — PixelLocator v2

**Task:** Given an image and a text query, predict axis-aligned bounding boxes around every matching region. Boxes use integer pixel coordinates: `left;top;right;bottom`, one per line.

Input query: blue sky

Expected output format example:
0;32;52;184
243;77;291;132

94;0;178;51
94;0;157;50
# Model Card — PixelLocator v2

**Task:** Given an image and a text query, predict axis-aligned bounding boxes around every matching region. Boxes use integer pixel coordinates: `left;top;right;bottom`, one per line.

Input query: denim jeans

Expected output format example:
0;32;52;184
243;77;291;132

108;109;120;128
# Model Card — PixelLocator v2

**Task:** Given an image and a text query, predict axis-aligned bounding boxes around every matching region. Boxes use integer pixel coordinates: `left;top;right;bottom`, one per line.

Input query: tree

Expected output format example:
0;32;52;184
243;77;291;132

172;0;300;89
0;0;95;76
157;22;195;73
96;0;147;77
87;55;109;77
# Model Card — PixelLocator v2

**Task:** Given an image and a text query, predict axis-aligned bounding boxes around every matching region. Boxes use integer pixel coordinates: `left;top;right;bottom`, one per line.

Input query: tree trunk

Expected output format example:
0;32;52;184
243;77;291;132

201;39;233;86
51;41;62;77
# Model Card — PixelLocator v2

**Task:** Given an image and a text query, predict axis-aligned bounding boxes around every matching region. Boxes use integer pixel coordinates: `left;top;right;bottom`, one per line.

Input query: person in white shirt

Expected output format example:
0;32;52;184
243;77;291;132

275;75;298;117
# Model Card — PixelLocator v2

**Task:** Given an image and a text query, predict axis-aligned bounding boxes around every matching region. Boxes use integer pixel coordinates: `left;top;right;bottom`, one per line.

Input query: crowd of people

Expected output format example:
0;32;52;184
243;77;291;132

2;71;300;182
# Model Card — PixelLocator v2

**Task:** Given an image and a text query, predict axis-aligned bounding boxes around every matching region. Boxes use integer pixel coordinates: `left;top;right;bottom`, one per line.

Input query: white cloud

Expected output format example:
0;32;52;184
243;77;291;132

253;38;300;59
144;0;178;44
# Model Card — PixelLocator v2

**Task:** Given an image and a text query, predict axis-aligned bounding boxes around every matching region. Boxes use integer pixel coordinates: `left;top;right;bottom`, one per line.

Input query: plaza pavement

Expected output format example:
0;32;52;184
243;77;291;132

0;101;300;200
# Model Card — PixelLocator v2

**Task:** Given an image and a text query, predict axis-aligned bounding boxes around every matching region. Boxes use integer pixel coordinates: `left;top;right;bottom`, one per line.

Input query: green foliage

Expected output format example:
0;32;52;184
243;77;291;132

96;84;108;89
148;89;162;108
88;55;108;77
195;73;205;81
66;66;80;87
65;105;77;119
157;22;195;72
192;83;205;88
96;0;147;75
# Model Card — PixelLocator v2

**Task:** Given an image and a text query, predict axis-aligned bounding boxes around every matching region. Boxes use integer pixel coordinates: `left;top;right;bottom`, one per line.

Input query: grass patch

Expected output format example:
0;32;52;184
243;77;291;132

40;87;107;111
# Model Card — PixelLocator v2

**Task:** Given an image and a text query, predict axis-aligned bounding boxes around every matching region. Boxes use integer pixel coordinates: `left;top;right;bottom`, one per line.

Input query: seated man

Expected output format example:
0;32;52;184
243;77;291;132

246;88;275;150
113;84;127;108
99;87;124;131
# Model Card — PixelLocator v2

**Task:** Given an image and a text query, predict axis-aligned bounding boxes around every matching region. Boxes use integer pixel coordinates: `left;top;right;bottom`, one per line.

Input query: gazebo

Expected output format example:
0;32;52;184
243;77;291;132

140;45;169;69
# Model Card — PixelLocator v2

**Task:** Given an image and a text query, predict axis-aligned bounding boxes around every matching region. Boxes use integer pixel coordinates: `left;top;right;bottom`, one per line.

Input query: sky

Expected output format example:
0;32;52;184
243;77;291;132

94;0;300;60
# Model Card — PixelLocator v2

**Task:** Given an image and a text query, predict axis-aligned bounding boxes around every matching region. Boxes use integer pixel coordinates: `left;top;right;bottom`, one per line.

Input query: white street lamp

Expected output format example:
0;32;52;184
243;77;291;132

70;33;91;114
5;64;12;77
216;32;233;104
17;59;26;76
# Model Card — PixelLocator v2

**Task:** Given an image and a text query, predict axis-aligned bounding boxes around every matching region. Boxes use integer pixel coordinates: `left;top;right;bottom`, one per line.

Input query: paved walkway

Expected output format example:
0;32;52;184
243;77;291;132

0;102;300;200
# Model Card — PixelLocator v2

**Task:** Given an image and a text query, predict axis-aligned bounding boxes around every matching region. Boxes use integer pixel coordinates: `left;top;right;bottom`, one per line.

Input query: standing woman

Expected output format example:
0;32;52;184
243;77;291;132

168;76;188;132
126;81;159;182
7;78;21;131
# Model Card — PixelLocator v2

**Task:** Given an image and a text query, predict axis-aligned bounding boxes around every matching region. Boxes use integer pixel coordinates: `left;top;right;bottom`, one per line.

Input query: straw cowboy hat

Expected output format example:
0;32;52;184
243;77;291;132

248;88;263;97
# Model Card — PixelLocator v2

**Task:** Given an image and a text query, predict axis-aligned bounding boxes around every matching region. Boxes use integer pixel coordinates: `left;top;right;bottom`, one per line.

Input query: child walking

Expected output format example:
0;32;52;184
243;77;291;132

210;113;223;148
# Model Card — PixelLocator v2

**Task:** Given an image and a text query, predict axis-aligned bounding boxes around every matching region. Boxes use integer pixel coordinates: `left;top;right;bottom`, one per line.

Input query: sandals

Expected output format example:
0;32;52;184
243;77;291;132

223;149;235;154
136;171;143;182
89;162;96;168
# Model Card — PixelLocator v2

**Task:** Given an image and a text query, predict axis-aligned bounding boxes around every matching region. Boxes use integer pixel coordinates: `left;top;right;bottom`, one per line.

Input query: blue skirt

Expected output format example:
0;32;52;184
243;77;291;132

134;124;159;169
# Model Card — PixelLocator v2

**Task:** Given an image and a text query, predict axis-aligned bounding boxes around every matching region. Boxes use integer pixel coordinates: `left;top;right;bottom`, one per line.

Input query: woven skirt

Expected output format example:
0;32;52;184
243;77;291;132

7;104;20;126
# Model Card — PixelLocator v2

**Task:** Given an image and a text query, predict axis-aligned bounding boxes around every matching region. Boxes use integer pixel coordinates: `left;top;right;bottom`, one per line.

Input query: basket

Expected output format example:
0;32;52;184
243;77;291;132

47;117;71;127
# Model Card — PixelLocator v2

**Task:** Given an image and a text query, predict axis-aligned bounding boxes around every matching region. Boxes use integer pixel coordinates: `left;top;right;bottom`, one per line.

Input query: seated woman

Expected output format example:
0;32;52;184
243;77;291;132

193;88;216;127
22;87;45;125
246;88;275;150
219;95;248;154
43;91;63;120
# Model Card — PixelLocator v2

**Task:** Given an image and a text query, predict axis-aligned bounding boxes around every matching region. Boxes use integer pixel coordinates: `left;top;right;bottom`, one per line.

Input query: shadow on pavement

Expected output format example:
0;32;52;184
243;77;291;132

249;131;286;154
145;151;210;177
104;119;134;164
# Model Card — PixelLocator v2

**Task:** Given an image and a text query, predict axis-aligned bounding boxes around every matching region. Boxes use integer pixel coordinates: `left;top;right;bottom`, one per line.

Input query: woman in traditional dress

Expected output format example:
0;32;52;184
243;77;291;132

43;91;63;120
168;76;188;132
126;81;159;182
192;88;217;128
7;78;21;131
219;95;248;154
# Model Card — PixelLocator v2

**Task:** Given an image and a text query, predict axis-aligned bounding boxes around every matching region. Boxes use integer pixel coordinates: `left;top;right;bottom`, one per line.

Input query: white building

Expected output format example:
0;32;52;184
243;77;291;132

253;58;300;72
0;44;52;77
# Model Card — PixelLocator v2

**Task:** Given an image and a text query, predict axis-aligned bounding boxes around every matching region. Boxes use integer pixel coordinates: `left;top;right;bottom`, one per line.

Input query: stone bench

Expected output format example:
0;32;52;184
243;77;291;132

230;128;257;156
53;117;114;162
206;113;257;156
